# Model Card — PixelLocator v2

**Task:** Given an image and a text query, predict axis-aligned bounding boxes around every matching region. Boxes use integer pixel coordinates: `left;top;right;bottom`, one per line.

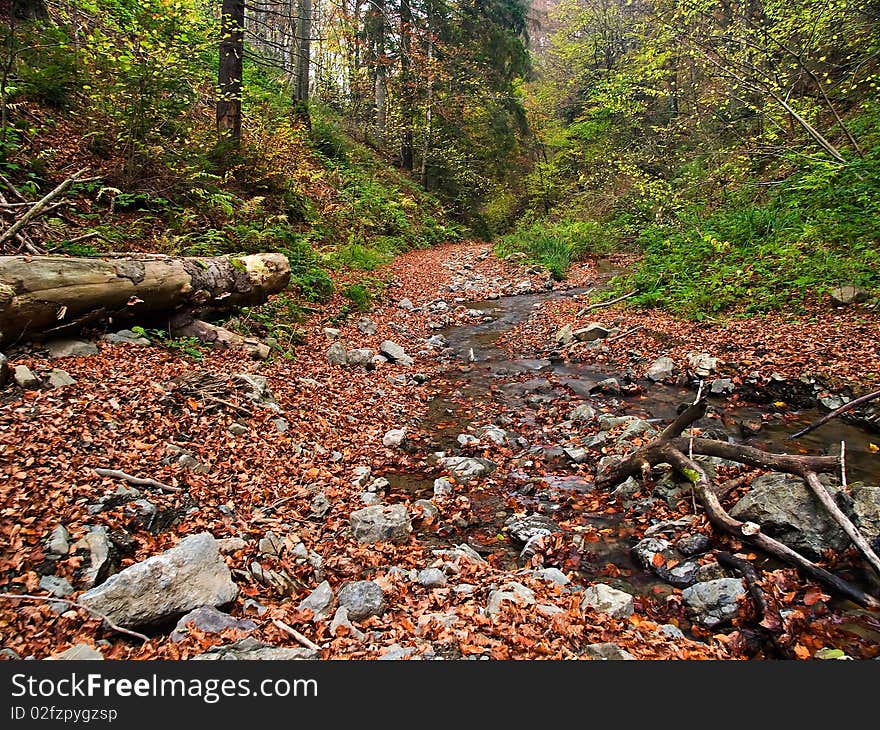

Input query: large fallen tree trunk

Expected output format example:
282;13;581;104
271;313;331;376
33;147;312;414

0;253;290;345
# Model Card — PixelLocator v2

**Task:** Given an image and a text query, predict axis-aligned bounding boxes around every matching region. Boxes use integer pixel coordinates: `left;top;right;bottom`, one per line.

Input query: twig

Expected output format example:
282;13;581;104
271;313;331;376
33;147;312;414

93;467;181;493
789;388;880;439
0;168;88;247
0;592;149;643
575;289;638;317
200;394;253;417
840;441;848;491
0;171;27;202
606;324;643;343
272;618;322;652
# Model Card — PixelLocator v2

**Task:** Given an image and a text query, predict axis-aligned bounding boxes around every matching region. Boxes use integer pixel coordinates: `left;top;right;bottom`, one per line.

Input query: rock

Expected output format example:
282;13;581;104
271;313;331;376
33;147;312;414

40;575;74;597
555;325;574;347
830;285;869;306
326;342;349;365
413;499;438;518
439;456;496;480
710;378;734;395
687;352;718;377
46;338;98;358
0;353;8;386
729;472;849;559
676;534;710;556
486;582;535;617
192;637;316;661
397;298;415;311
532;567;570;586
310;492;331;518
382;428;407;448
572;323;611;342
73;526;113;588
425;334;448;349
632;537;672;567
580;584;634;619
379;340;414;366
78;532;238;627
563;447;590;464
658;623;685;639
103;329;151;346
323;327;341;340
696;562;729;582
258;531;284;557
350;504;412;544
611;476;641;501
45;525;70;557
170;606;256;641
418;568;447;588
582;643;635;660
433;478;454;499
338;580;385;621
682;578;746;627
233;373;280;412
361;492;382;506
47;369;76;388
216;537;248;554
505;514;560;543
646;356;675;381
479;425;508;445
298;580;335;621
271;418;288;433
346;348;375;367
851;483;880;543
568;404;596;422
379;644;416;660
457;433;479;446
227;422;248;436
357;317;378;335
14;365;40;389
592;377;620;394
47;644;104;660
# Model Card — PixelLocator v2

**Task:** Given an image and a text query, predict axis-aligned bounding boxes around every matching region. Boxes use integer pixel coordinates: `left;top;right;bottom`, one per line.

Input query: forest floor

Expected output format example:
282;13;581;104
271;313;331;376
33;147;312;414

2;241;879;661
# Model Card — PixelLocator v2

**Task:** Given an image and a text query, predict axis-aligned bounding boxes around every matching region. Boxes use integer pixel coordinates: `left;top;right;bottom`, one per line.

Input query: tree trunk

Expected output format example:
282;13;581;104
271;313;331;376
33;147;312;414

0;253;290;345
217;0;245;143
295;0;312;104
399;0;414;171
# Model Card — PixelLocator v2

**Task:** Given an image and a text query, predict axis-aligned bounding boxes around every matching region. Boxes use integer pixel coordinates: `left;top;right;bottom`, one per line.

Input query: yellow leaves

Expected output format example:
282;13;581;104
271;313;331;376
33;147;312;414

794;644;811;659
868;442;879;453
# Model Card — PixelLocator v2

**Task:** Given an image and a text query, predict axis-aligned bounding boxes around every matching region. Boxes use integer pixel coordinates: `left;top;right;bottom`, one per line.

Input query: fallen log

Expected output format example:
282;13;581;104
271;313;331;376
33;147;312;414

0;252;291;346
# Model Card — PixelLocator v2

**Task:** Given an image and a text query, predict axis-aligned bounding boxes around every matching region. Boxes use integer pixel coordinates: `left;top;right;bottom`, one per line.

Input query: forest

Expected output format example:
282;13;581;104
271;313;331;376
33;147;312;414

0;0;878;666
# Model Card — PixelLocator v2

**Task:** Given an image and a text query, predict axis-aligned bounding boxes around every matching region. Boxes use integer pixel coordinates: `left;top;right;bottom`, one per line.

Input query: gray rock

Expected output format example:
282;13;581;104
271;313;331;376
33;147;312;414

418;568;447;588
347;348;375;367
563;447;590;464
532;567;570;586
646;356;675;381
73;526;113;588
191;637;316;661
593;377;620;394
572;323;611;342
357;317;378;335
729;472;849;559
234;373;280;412
425;334;448;349
310;492;331;518
830;285;869;306
479;425;508;445
382;428;407;447
413;499;438;518
326;342;349;365
379;644;416;660
433;478;454;498
710;378;735;395
271;418;288;433
0;353;8;386
228;423;248;436
216;537;248;554
632;537;672;568
486;582;535;617
696;562;729;582
46;525;70;557
103;330;150;346
439;456;496;481
398;298;415;311
658;623;685;639
40;575;74;597
258;531;284;557
47;644;104;660
46;338;98;358
582;643;635;660
676;534;710;556
323;327;341;340
297;580;335;621
686;352;718;377
338;581;385;621
580;584;634;619
361;492;382;506
170;606;256;642
611;476;641;501
505;514;560;543
47;368;76;388
555;325;574;347
568;404;596;422
350;504;412;544
379;340;414;366
14;365;40;389
682;578;746;627
850;483;880;542
79;532;238;627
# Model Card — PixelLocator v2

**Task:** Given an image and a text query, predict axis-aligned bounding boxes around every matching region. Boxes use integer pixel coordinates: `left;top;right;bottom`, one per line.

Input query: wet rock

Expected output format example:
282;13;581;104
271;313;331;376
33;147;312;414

729;472;849;559
505;514;560;543
46;368;75;388
347;348;375;367
350;504;412;544
851;483;880;543
555;325;574;347
710;378;735;395
338;580;385;621
46;338;98;358
380;340;414;366
79;532;238;627
568;404;596;422
48;644;104;660
382;428;407;448
676;534;710;556
632;537;672;567
73;526;113;588
580;584;634;619
486;582;535;617
418;568;447;588
326;342;348;365
297;580;335;621
357;317;378;335
573;323;611;342
40;575;74;597
323;327;341;340
696;562;729;582
171;606;256;642
439;456;496;480
682;578;746;628
13;365;40;389
45;525;70;557
592;377;620;394
192;637;316;661
830;285;869;306
646;357;675;381
582;643;635;660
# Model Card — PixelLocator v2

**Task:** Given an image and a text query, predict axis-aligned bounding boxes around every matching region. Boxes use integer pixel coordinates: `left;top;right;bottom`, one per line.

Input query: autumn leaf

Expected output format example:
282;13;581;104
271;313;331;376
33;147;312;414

651;552;665;567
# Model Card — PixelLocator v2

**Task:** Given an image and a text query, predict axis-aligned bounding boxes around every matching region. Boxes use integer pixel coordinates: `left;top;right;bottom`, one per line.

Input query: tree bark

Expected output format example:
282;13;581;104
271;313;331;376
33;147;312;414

399;0;414;171
0;253;290;345
217;0;245;143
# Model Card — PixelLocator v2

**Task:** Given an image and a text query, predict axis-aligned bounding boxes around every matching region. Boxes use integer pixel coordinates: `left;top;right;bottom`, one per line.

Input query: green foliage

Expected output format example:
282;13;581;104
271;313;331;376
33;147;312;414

341;278;384;312
232;293;306;358
130;326;203;361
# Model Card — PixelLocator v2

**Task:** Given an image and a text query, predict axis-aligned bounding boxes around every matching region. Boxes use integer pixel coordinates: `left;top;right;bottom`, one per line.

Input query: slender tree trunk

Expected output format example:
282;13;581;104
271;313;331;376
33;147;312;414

420;0;432;187
217;0;244;144
296;0;312;103
399;0;413;171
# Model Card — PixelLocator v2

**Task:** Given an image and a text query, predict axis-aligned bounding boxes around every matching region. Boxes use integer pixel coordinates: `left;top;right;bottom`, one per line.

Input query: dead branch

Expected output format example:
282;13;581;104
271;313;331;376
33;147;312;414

0;169;88;248
606;325;643;343
575;289;637;317
272;618;322;652
0;592;149;643
789;388;880;439
715;550;771;623
93;467;181;493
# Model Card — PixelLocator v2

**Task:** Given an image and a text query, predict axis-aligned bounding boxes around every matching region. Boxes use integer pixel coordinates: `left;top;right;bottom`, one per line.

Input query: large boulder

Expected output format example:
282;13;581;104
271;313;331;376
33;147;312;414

78;532;238;627
573;323;611;342
579;583;634;619
729;472;849;559
682;578;746;628
350;504;412;544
